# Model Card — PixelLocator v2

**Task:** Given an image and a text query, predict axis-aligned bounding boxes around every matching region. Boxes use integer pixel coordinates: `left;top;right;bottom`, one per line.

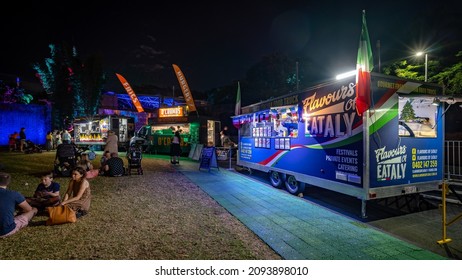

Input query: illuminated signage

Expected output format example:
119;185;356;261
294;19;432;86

159;107;184;118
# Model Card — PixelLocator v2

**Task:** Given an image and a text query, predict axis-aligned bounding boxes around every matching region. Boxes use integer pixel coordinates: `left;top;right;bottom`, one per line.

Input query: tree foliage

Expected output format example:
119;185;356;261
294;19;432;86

33;43;105;129
243;53;299;104
70;54;105;117
383;60;421;80
383;58;441;82
33;44;72;129
0;80;34;104
383;51;462;95
432;51;462;95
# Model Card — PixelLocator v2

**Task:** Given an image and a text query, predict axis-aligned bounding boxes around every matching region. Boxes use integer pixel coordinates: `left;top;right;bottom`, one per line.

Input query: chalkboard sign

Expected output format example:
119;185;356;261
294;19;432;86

199;146;219;171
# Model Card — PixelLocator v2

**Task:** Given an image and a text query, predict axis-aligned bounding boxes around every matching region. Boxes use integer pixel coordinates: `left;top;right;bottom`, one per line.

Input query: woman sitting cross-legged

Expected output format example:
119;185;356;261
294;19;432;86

61;166;91;218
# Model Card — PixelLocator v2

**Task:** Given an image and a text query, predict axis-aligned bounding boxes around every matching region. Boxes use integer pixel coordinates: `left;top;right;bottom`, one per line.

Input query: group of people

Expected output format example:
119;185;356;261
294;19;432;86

99;151;125;176
8;127;26;152
53;130;124;177
45;129;72;151
97;130;125;176
0;168;91;238
8;128;74;153
1;130;125;238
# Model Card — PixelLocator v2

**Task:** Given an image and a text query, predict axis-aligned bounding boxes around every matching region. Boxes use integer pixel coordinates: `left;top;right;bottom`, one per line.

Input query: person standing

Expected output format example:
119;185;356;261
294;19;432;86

19;127;26;152
0;172;38;238
56;131;62;146
8;131;18;152
62;130;71;144
52;130;57;150
170;130;181;164
220;130;234;147
221;126;229;136
46;131;53;151
104;130;118;155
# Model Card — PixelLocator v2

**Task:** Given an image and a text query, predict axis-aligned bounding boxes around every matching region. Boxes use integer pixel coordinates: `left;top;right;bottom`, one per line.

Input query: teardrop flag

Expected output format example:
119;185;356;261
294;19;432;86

115;73;144;113
172;64;197;112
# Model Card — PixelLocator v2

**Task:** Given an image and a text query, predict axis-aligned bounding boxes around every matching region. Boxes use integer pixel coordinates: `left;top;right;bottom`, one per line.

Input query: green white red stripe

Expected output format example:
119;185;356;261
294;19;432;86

356;10;373;116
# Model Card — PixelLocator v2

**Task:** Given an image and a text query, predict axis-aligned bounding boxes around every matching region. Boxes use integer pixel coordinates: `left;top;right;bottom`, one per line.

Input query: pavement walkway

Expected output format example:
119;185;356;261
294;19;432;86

176;160;445;260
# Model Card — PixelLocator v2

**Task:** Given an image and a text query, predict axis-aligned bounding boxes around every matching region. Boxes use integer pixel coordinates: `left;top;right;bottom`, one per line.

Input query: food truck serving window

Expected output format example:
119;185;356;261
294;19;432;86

240;106;299;139
398;97;437;138
270;106;298;138
150;124;190;134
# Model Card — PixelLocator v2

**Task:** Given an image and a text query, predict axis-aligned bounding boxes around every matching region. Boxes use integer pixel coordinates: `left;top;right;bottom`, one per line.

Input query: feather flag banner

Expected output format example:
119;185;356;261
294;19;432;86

115;73;144;113
355;10;373;116
172;64;197;112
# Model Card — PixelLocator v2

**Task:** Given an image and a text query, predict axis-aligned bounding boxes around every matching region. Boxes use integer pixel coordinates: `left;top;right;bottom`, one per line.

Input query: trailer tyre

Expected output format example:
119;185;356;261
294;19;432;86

269;171;285;188
285;175;305;195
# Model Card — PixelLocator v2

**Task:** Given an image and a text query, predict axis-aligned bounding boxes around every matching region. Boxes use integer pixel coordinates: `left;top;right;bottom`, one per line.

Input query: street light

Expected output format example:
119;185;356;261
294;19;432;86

335;70;356;80
416;52;428;82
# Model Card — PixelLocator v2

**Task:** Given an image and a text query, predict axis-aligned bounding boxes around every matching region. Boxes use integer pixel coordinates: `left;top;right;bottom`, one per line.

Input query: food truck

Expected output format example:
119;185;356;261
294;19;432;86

232;73;444;217
132;122;197;155
73;115;135;148
130;105;221;154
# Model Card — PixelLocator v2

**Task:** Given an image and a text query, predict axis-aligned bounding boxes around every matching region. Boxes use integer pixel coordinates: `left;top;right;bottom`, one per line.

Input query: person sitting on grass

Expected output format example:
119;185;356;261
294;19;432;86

104;152;125;177
61;167;91;218
99;151;111;175
78;153;98;179
26;172;61;212
77;153;93;171
0;172;38;238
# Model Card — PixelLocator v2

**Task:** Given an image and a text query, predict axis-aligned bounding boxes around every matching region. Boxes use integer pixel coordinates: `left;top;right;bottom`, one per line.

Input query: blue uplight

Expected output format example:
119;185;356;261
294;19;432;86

0;103;51;146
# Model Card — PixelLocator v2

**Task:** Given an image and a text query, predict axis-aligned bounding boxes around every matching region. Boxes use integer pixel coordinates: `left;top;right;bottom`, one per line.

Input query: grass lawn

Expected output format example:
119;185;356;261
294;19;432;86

0;151;281;260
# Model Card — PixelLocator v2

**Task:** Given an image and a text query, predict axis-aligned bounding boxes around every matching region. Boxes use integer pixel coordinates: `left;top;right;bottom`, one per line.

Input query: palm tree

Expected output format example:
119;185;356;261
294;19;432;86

33;43;105;129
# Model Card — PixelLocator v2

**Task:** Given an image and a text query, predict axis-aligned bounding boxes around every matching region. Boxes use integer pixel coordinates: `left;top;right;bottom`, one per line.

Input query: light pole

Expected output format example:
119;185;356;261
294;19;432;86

416;52;428;82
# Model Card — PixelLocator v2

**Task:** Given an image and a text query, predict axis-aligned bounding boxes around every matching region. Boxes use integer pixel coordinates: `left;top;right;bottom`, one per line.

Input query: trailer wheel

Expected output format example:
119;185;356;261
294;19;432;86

285;175;305;195
269;171;285;188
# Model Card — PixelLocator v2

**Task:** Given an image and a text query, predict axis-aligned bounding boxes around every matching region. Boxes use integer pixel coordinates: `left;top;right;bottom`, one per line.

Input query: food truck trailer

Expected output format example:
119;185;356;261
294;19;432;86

73;115;135;149
232;73;444;217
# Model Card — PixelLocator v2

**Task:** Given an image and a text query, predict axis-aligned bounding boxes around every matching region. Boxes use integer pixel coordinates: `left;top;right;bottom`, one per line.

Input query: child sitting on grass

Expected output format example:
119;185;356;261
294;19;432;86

78;153;98;179
26;172;61;212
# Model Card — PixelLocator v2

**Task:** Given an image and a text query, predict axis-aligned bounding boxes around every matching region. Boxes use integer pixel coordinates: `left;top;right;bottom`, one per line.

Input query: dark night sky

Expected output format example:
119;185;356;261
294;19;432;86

1;0;461;93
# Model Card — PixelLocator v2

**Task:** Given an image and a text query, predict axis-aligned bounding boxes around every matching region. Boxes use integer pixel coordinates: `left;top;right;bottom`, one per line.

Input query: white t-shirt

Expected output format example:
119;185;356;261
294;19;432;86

275;123;288;136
